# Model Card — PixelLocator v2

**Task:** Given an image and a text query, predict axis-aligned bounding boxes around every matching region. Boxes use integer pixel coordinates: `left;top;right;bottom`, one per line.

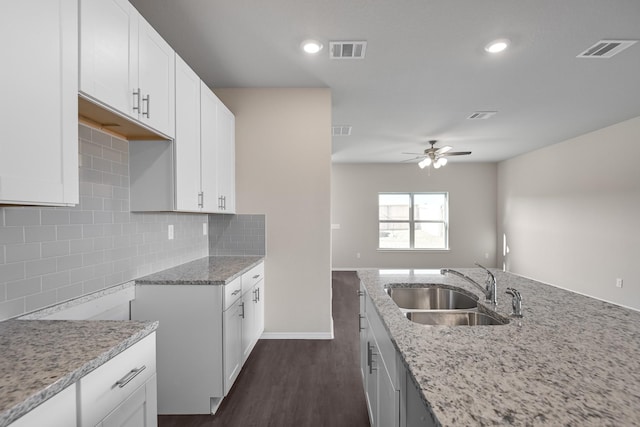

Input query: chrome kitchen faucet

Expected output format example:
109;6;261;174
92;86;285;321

440;262;497;305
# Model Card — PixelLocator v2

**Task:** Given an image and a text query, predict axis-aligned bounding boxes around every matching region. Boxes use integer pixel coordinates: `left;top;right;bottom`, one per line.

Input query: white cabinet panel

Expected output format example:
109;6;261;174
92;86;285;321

79;333;156;427
137;15;175;137
79;0;174;138
0;0;78;206
79;0;135;118
215;101;236;213
175;55;202;211
100;375;158;427
200;83;220;212
223;298;243;395
8;384;76;427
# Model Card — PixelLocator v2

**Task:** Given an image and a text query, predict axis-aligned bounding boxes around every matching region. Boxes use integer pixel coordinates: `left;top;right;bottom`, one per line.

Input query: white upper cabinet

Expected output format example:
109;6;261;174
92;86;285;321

174;55;202;211
200;84;221;212
215;101;236;213
0;0;79;206
80;0;175;138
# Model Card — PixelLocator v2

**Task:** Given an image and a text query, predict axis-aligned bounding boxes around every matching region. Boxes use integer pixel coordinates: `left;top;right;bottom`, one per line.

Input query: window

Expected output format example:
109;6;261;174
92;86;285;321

378;192;448;249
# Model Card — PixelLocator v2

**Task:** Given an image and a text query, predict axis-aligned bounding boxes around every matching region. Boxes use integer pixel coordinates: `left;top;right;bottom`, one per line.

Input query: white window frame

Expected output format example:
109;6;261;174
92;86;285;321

378;192;449;250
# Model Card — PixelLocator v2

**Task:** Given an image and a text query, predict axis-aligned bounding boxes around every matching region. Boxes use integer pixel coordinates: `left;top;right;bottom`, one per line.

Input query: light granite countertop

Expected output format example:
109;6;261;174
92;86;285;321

135;255;264;285
0;319;158;427
357;268;640;426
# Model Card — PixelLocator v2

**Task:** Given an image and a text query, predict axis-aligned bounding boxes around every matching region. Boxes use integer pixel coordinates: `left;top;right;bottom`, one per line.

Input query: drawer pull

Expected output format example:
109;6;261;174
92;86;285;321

115;365;146;388
252;274;260;279
231;289;240;296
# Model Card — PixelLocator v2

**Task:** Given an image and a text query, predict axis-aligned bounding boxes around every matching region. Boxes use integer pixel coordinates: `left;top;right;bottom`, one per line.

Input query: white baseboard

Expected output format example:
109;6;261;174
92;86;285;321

260;331;334;340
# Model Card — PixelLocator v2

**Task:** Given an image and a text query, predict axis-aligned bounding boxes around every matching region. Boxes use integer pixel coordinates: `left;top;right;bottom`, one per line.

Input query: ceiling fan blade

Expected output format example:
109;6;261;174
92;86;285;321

435;146;452;154
402;152;425;155
441;151;472;156
401;156;424;162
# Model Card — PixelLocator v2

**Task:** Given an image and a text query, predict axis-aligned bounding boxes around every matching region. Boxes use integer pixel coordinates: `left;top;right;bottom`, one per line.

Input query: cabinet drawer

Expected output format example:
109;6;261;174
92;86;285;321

241;262;264;294
224;276;242;310
79;333;156;427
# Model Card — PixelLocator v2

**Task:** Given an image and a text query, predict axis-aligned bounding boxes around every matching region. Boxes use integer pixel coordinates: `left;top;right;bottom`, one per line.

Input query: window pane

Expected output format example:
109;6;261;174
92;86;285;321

379;194;410;220
414;194;446;221
379;222;410;248
414;222;446;249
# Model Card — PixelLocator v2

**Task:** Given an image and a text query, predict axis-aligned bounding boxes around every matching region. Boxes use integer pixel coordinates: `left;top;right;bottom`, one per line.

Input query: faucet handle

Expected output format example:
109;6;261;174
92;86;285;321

505;287;523;317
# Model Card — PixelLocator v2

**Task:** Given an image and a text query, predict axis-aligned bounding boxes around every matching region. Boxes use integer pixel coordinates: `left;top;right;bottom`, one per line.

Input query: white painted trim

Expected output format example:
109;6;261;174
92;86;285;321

260;332;334;340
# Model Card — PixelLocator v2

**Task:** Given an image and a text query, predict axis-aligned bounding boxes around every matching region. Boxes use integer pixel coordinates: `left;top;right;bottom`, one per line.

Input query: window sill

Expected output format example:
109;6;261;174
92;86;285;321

377;248;450;252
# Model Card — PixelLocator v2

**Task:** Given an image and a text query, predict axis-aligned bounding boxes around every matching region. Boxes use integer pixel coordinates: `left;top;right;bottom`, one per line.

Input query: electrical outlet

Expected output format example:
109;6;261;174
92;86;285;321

168;224;174;240
203;223;208;236
616;278;623;288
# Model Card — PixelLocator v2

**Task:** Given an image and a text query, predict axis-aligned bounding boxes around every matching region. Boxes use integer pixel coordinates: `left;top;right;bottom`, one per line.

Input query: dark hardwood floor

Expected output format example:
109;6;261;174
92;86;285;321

158;271;370;427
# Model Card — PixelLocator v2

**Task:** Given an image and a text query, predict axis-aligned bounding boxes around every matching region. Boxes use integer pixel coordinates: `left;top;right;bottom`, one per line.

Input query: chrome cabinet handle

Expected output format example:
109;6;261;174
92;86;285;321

357;290;364;297
132;89;141;112
115;365;146;388
253;274;260;279
367;343;377;374
142;94;150;118
231;289;240;296
252;288;258;303
198;192;204;208
257;287;260;301
358;314;365;332
239;302;245;318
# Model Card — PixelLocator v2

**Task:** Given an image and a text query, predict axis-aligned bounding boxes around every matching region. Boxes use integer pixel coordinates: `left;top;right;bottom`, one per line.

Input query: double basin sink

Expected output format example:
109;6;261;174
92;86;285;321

384;286;508;326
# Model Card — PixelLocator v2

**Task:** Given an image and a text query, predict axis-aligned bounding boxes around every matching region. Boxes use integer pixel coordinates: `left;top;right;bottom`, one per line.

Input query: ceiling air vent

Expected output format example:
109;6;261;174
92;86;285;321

330;41;367;59
467;111;497;120
577;40;638;58
332;125;352;136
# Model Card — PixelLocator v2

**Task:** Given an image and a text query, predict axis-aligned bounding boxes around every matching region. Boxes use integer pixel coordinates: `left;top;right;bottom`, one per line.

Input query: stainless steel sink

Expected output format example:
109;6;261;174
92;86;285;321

405;310;508;326
385;286;477;310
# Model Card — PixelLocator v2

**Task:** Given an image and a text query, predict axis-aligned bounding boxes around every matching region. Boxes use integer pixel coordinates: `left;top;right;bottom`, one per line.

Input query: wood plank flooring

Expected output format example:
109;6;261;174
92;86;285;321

158;271;370;427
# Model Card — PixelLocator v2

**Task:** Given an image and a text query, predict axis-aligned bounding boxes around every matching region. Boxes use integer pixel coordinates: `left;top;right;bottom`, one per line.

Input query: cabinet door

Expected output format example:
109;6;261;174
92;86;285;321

254;279;265;339
241;290;256;363
1;0;78;206
359;285;368;385
365;325;378;426
223;299;243;395
200;83;219;212
101;375;158;427
216;100;236;213
378;367;400;427
79;0;136;119
174;55;202;211
8;383;76;427
137;14;175;137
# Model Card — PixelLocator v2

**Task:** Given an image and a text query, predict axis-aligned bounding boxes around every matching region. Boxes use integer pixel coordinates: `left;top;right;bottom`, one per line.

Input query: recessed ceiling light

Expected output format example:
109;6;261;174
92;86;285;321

485;38;510;53
301;39;323;54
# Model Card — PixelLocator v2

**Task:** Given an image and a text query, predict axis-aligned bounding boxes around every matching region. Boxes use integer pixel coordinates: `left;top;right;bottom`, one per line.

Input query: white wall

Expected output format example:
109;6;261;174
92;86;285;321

498;115;640;310
332;163;497;269
215;88;333;338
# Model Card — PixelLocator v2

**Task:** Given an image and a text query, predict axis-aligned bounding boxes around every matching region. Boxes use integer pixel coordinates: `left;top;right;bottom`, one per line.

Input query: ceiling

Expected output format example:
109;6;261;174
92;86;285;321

130;0;640;163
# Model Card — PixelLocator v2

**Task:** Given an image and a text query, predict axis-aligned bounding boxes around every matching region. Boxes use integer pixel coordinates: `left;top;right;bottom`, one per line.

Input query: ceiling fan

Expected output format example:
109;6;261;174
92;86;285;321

403;140;472;169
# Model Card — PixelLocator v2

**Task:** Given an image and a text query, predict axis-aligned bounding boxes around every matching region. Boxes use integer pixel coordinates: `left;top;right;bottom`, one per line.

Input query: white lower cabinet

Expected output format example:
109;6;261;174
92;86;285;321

223;295;244;395
8;383;77;427
10;333;157;427
79;333;157;427
131;262;264;414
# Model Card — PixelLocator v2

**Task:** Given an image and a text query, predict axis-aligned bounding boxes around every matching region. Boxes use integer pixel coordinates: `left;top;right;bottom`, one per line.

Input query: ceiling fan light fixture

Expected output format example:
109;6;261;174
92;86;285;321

439;157;448;166
301;39;323;54
418;157;431;169
485;38;510;53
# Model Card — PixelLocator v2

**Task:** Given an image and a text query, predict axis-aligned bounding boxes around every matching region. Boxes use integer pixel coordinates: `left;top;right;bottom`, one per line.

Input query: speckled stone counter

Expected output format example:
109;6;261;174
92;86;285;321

0;319;157;427
135;256;264;285
357;268;640;426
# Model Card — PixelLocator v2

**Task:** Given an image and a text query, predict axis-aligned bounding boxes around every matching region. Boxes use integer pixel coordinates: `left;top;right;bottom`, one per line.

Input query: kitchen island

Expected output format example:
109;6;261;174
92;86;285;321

358;268;640;426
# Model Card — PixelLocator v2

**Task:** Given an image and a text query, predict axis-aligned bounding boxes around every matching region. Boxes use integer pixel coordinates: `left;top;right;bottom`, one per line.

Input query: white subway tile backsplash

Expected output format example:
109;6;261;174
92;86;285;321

6;244;41;263
0;123;232;320
0;263;25;283
25;258;57;278
25;226;57;243
40;271;70;291
5;209;40;226
7;277;41;299
0;227;24;245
